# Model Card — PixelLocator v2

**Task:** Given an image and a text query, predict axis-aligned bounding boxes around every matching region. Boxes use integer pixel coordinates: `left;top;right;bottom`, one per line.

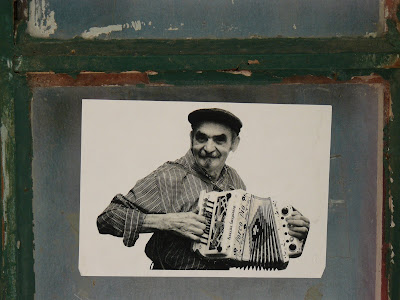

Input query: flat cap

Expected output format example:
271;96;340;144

188;108;243;135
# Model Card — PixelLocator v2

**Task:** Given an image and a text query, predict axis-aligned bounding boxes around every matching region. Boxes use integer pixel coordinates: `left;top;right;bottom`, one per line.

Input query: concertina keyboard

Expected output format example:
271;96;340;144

192;189;305;270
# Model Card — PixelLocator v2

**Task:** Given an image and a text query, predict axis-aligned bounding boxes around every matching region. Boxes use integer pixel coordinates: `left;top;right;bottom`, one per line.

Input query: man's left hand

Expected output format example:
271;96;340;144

286;211;310;240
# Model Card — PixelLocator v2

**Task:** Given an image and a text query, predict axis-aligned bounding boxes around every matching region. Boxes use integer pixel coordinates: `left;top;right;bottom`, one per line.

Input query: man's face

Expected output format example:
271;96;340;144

191;121;239;177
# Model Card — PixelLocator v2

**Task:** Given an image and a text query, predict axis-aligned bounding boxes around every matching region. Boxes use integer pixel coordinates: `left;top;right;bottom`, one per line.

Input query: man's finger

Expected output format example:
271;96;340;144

289;226;309;233
287;219;309;227
287;213;310;224
193;214;207;223
288;229;304;239
287;214;309;221
187;233;201;242
191;226;205;236
291;211;301;217
298;215;310;223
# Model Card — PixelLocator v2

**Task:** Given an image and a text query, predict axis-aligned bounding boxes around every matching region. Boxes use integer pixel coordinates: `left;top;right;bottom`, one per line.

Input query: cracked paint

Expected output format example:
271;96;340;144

27;0;58;37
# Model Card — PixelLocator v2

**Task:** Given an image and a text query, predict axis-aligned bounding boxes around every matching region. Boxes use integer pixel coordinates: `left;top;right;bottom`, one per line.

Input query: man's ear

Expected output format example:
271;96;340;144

190;131;194;146
231;136;240;152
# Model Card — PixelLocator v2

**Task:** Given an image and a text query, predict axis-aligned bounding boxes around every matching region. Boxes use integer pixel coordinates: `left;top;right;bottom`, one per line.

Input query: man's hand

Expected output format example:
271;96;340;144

286;211;310;240
164;212;207;241
143;212;207;241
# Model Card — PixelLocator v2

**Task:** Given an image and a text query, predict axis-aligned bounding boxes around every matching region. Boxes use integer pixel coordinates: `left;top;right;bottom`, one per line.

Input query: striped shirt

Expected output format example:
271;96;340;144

97;150;246;270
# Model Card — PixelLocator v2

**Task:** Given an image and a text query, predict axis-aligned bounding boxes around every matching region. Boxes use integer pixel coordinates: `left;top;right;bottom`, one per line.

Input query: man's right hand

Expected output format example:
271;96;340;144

143;212;207;241
163;212;207;241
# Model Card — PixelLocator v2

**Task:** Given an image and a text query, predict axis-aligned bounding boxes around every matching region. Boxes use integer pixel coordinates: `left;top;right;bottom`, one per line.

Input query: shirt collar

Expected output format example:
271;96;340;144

179;150;227;181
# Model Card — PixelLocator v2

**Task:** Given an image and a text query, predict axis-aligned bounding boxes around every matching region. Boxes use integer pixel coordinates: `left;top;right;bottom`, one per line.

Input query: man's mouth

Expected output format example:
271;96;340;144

199;154;220;159
198;150;220;159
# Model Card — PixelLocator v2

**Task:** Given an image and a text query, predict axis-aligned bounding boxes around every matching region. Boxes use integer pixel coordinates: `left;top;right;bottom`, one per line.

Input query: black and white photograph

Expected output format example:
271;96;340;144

79;100;332;277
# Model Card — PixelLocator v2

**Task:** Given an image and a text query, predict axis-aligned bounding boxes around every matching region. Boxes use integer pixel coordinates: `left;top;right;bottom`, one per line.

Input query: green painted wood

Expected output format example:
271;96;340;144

0;0;18;299
14;75;35;300
387;70;400;300
14;36;400;56
13;53;400;74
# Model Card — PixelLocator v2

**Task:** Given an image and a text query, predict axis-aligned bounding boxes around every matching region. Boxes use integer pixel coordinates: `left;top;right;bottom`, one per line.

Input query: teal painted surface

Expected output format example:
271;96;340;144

26;0;381;39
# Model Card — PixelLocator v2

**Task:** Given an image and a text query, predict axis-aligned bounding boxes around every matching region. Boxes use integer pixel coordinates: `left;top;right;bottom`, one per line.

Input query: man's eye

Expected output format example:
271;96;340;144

195;133;207;142
214;136;227;144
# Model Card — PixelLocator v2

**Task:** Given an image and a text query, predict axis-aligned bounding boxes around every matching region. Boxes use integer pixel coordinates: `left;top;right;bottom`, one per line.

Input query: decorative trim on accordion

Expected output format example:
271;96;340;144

192;189;304;270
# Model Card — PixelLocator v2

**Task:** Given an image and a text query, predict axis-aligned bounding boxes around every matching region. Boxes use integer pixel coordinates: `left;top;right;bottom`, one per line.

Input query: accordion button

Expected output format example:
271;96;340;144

281;208;289;215
289;244;297;251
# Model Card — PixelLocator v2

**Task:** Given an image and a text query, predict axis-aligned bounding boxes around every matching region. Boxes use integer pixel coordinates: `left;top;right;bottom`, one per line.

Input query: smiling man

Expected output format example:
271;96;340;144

97;108;309;270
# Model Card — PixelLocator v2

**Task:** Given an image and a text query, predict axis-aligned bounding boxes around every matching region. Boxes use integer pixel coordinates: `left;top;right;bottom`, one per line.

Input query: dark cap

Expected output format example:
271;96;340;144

188;108;243;135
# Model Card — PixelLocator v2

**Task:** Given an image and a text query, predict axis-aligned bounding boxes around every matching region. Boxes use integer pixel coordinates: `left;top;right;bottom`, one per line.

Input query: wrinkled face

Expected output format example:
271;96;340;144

191;121;239;178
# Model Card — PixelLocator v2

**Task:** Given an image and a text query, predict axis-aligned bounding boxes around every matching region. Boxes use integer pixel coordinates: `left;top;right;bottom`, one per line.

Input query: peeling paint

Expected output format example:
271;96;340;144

27;0;58;38
247;59;260;65
81;20;143;38
389;195;394;213
81;25;123;39
218;70;252;77
365;31;377;38
1;125;10;248
27;72;150;87
131;20;142;31
166;26;179;31
390;244;395;264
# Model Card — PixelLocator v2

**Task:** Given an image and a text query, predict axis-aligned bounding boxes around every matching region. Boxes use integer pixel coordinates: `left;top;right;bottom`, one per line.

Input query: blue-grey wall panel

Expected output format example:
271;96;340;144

32;84;381;299
27;0;382;38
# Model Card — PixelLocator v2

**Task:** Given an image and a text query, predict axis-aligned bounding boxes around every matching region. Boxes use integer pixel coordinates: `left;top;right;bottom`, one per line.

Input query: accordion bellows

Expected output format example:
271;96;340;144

192;189;304;270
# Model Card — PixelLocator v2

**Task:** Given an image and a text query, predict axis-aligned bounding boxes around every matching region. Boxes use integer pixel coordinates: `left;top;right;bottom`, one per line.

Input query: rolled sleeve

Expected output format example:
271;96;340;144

97;171;164;247
122;208;146;247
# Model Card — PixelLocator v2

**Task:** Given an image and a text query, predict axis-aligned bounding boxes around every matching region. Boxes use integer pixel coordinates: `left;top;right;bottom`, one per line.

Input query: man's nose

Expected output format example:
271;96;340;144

204;140;216;152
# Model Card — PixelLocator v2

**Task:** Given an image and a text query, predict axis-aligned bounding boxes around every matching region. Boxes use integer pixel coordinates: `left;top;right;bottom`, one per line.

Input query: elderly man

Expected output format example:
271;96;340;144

97;108;310;270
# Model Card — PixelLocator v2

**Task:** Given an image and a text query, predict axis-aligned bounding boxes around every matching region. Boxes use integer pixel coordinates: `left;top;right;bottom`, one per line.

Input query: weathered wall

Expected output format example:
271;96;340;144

26;0;383;39
31;84;381;299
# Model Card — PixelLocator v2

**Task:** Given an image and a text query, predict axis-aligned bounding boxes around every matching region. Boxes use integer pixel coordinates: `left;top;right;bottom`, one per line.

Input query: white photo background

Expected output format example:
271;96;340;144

79;100;332;277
